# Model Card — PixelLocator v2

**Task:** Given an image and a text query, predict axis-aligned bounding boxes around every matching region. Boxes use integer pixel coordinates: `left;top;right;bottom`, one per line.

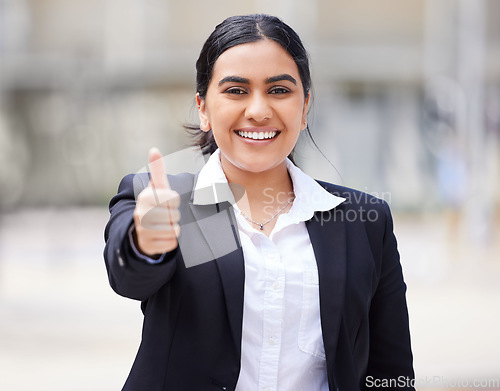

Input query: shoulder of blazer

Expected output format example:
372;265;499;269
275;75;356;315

313;180;393;243
315;180;387;209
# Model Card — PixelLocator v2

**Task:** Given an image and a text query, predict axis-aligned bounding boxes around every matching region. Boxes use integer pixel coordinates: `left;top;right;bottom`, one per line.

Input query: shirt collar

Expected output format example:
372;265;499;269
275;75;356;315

284;158;345;222
192;149;235;205
192;149;345;219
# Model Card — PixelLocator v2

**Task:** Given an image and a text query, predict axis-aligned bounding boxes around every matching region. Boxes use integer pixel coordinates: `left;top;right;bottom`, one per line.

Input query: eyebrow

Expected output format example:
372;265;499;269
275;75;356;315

218;74;297;86
266;74;297;85
218;76;249;86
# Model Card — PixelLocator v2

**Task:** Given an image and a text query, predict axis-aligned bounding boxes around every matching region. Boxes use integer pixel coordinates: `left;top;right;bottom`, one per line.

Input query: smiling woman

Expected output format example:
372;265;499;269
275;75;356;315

188;14;312;160
104;14;415;391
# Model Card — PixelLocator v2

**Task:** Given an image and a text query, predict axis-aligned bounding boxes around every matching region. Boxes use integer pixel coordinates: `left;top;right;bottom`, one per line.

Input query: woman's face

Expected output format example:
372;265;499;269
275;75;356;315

197;39;309;177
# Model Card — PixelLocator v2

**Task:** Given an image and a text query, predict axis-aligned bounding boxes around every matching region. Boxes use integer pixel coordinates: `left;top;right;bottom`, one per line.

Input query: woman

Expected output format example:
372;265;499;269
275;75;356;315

104;14;415;391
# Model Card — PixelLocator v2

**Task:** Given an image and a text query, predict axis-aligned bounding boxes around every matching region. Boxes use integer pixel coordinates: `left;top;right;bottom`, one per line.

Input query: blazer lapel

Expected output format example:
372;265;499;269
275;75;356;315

187;201;245;357
306;210;347;377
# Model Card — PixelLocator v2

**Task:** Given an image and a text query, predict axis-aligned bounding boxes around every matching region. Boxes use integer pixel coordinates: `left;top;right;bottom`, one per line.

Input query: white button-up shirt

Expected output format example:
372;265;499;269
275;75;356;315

194;150;345;391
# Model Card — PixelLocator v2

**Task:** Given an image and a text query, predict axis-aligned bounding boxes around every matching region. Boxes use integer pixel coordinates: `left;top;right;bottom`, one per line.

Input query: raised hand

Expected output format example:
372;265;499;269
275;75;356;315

133;148;181;257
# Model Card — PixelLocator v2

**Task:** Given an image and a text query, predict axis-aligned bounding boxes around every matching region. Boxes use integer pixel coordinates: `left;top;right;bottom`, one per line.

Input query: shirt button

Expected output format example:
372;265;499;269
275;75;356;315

268;337;276;345
273;281;280;290
266;253;279;262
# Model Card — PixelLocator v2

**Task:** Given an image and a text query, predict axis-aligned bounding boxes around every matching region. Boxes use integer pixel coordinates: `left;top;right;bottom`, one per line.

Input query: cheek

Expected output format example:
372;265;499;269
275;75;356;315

278;100;305;125
207;102;241;127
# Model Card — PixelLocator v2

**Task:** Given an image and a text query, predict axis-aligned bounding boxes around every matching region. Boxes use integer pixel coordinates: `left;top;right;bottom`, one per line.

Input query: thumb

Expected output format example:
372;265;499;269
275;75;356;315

148;147;170;190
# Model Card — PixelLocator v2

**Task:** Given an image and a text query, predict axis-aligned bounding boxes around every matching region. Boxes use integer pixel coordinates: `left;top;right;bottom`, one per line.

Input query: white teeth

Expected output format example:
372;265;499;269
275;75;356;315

237;131;278;140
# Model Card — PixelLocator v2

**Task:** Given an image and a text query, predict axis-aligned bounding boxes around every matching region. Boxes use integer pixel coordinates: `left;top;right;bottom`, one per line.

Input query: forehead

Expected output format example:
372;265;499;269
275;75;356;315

211;39;302;84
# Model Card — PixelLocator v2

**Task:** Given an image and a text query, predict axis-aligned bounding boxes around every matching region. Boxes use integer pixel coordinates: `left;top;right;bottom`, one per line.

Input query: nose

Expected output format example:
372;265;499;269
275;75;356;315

245;92;273;122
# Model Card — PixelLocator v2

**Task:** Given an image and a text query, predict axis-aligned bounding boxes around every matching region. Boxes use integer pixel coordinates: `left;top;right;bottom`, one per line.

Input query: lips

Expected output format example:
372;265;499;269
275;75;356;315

236;130;279;140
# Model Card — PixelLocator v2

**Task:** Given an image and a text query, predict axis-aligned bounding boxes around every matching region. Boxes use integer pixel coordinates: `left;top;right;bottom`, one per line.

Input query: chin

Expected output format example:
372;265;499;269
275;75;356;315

238;159;285;174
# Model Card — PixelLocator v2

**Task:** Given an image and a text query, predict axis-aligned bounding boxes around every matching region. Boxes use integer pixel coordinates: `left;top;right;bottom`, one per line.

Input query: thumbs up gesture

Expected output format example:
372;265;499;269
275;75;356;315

133;148;181;256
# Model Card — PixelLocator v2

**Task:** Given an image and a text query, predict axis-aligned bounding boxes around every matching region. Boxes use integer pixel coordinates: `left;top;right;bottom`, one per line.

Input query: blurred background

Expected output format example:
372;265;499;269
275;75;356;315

0;0;499;390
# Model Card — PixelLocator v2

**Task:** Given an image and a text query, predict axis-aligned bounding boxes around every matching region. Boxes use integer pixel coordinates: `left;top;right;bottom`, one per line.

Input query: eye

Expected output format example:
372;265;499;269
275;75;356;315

225;87;247;95
269;86;290;95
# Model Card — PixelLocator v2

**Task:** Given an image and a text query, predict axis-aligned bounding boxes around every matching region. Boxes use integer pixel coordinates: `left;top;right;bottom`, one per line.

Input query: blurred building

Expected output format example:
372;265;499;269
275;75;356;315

0;0;499;229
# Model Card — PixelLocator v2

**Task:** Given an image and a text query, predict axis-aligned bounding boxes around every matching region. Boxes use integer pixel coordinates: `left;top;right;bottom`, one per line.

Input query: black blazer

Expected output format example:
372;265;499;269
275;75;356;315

104;172;415;391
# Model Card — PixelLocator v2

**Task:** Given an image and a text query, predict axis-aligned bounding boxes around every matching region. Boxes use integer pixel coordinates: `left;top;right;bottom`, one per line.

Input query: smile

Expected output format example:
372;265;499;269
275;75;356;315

236;130;279;140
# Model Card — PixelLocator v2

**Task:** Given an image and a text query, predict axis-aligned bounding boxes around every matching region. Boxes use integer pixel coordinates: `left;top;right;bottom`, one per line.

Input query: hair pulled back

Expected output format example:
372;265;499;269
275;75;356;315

189;14;311;156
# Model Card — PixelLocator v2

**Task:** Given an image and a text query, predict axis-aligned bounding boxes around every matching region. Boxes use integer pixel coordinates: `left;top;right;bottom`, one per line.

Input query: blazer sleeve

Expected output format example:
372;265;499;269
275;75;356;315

103;173;179;301
365;201;415;390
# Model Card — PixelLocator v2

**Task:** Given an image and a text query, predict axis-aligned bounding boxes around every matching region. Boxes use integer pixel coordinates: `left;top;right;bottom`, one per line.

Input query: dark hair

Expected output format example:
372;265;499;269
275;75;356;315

187;14;312;157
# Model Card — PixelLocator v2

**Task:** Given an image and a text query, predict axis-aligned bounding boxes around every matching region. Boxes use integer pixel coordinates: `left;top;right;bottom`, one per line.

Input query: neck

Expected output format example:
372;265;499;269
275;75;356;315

221;158;293;204
220;155;295;237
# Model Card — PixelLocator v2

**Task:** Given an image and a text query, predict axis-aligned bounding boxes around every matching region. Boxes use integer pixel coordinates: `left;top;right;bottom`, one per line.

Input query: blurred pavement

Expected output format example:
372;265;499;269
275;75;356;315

0;208;499;391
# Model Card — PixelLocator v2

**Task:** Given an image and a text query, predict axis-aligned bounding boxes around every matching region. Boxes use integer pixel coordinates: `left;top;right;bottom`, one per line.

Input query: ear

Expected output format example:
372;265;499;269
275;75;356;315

196;93;211;132
301;91;310;131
